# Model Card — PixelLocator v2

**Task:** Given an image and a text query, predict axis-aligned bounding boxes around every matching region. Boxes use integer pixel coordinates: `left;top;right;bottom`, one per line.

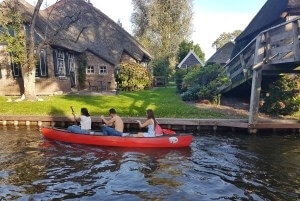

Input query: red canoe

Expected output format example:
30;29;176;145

41;127;193;148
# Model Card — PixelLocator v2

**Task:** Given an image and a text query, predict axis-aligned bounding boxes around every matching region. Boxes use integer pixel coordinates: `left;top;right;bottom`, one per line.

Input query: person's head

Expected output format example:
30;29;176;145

109;108;117;117
81;108;90;117
146;109;156;125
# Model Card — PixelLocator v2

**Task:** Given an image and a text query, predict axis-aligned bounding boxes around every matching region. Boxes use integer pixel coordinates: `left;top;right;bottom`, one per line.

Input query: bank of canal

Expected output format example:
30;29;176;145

0;127;299;200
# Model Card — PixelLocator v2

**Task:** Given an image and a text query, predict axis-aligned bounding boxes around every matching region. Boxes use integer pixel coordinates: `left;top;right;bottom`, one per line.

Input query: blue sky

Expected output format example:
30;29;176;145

194;0;266;13
22;0;267;59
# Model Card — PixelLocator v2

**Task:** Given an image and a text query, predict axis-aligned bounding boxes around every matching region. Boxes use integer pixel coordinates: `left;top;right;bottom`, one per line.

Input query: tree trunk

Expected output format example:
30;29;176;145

21;0;43;100
23;63;37;100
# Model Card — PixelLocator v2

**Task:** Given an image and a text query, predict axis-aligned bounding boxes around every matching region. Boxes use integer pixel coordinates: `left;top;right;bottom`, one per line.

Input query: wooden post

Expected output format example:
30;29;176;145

240;54;247;79
292;21;300;61
249;69;263;124
249;34;264;124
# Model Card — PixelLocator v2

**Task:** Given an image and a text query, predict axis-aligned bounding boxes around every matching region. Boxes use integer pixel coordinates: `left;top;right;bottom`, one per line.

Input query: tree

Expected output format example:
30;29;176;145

0;0;86;100
260;75;300;115
212;30;241;50
177;40;205;63
131;0;193;76
0;0;43;100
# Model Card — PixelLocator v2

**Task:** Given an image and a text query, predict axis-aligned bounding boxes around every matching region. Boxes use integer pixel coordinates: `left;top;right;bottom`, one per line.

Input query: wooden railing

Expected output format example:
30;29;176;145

223;17;300;91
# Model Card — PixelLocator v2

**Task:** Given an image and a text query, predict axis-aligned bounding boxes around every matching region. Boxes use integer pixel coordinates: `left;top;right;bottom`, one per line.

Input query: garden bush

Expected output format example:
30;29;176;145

181;85;201;101
174;68;187;92
181;64;230;103
117;62;152;91
261;75;300;115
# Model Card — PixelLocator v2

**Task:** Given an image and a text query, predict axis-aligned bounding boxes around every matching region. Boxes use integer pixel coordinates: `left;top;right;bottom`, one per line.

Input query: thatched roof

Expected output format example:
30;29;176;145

206;42;235;66
232;0;300;58
3;0;151;65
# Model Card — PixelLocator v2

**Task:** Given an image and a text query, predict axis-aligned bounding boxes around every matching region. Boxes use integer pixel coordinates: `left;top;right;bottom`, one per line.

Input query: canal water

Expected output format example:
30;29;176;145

0;127;299;201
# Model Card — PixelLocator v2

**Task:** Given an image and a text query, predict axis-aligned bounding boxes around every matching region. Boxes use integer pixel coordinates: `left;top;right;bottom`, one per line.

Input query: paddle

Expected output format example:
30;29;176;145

70;106;78;124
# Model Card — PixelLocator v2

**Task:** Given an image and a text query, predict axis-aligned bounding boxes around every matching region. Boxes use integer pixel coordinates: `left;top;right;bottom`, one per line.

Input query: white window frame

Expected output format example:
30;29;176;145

99;66;107;75
86;66;95;74
56;50;66;77
68;53;76;74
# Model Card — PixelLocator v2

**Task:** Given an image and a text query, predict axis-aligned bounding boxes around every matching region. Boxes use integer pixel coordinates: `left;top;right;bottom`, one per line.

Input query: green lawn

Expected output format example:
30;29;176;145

0;88;226;118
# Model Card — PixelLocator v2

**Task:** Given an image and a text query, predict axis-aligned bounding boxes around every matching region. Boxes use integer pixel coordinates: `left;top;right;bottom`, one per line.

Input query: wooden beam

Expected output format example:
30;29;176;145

292;21;300;61
249;35;264;124
263;70;300;75
249;69;263;124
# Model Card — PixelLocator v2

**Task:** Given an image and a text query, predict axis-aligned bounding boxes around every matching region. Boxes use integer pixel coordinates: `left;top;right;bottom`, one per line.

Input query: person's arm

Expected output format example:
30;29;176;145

137;119;152;128
101;115;115;126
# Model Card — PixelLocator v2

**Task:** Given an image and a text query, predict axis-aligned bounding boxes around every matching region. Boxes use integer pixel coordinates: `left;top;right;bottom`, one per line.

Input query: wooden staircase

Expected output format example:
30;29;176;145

222;17;300;124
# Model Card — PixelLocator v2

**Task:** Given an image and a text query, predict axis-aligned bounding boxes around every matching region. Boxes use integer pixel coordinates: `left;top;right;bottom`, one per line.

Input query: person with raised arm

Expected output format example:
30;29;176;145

100;108;124;136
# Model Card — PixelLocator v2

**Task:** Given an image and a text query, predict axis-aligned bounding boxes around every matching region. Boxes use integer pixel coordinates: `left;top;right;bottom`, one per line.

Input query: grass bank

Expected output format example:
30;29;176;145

0;88;227;118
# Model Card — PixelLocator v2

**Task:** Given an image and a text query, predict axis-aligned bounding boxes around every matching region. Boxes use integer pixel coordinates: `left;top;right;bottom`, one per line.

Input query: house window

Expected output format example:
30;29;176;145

68;54;75;74
86;66;95;74
36;49;47;77
56;50;65;76
10;54;21;78
99;66;107;74
12;62;21;77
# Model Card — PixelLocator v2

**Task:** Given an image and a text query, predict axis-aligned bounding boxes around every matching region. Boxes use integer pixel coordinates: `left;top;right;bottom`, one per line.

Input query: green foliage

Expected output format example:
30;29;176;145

212;30;241;49
182;66;201;86
77;53;87;89
181;64;230;103
181;85;200;101
261;75;300;116
131;0;193;76
118;62;152;91
151;57;169;77
0;3;27;65
177;40;205;63
174;68;187;92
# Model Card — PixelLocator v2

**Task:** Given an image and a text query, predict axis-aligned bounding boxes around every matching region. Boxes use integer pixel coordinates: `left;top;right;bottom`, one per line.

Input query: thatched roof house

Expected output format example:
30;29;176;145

232;0;300;57
206;42;235;66
0;0;152;95
44;0;151;65
177;50;204;68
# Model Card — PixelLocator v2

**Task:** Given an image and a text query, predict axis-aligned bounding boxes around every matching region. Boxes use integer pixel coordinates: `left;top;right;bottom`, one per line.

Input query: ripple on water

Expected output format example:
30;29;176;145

0;128;299;200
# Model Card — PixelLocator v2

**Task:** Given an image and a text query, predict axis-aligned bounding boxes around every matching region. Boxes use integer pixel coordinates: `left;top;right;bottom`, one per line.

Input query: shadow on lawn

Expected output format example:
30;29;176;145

48;106;67;116
58;90;163;116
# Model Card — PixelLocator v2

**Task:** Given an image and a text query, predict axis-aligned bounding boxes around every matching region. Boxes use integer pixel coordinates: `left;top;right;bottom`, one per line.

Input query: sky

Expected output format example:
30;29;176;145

23;0;267;60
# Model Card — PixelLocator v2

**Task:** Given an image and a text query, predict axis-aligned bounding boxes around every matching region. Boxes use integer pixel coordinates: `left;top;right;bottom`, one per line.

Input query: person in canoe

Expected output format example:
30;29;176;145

100;108;124;136
67;108;91;134
133;109;157;137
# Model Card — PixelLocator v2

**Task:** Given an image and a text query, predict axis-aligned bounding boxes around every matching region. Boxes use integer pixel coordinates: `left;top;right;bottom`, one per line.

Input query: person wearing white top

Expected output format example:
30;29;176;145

67;108;92;134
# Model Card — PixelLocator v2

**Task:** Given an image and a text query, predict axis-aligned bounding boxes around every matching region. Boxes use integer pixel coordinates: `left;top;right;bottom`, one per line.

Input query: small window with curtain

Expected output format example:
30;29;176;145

86;66;95;74
35;49;47;77
99;66;107;75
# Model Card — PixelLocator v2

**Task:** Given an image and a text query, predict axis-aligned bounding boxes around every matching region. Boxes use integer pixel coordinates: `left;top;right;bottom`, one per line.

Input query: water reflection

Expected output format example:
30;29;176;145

0;127;299;200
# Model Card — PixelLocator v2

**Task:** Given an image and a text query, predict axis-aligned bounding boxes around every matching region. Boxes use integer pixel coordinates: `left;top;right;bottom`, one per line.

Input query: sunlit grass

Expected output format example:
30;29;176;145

0;88;226;118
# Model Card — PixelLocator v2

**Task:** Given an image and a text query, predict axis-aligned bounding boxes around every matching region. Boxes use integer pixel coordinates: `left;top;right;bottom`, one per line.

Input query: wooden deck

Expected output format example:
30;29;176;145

0;115;299;134
222;17;300;124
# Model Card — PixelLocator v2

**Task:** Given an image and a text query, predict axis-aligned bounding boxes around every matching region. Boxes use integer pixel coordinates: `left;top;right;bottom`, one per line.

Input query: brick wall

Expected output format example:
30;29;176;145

85;51;116;90
120;52;137;63
0;45;72;96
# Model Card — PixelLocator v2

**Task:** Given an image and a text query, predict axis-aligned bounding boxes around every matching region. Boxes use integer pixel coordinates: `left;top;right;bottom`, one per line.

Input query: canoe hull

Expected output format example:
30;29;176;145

41;127;192;148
